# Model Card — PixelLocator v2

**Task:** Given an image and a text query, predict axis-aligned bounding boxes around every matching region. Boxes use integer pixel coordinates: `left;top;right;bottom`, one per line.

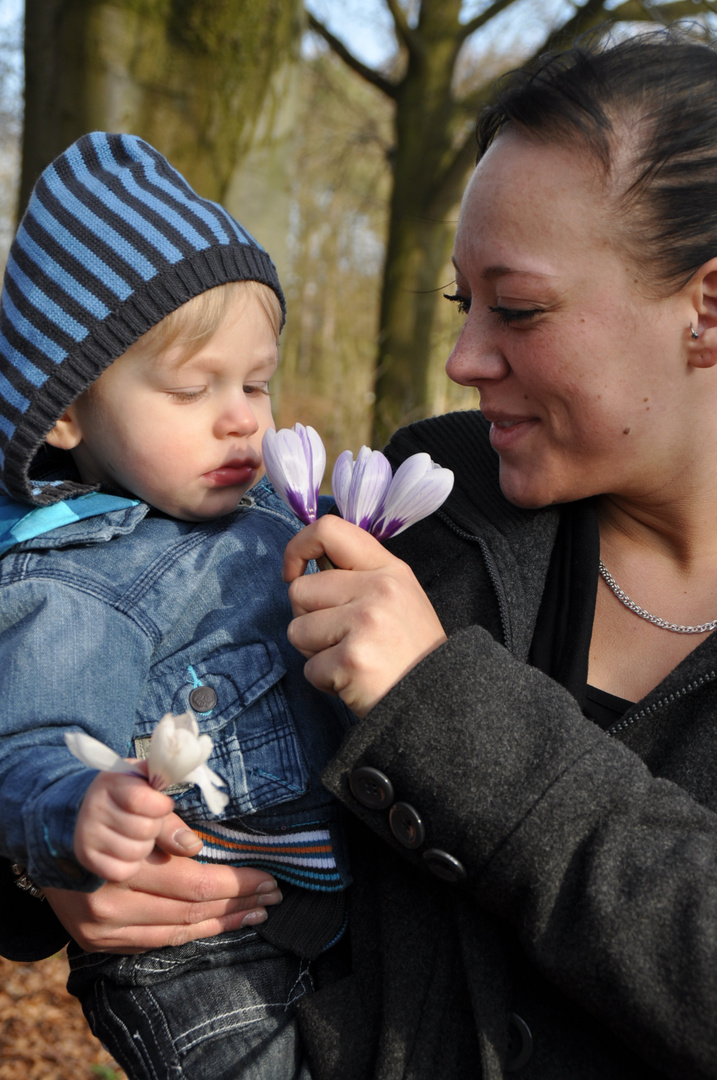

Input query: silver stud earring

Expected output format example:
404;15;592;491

691;323;701;340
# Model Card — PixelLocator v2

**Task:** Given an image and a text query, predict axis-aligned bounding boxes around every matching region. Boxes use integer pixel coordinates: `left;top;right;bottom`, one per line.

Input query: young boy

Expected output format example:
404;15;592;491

0;132;352;1080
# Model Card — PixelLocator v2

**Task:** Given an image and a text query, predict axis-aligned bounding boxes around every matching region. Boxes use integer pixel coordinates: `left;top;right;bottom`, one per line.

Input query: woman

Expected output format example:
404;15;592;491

6;27;717;1079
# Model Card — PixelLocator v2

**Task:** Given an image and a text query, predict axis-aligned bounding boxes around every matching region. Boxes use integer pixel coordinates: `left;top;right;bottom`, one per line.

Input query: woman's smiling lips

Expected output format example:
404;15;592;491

203;458;259;487
483;411;539;452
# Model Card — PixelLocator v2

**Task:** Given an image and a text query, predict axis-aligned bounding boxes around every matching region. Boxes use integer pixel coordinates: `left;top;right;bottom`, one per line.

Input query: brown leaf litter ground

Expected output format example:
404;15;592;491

0;950;126;1079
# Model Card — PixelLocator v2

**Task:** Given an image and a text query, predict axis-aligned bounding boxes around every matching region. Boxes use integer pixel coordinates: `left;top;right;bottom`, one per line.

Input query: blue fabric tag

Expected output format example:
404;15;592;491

0;492;140;557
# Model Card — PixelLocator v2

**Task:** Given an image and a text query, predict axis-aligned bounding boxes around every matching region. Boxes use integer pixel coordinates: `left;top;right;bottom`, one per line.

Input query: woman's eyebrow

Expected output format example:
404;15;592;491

451;255;556;280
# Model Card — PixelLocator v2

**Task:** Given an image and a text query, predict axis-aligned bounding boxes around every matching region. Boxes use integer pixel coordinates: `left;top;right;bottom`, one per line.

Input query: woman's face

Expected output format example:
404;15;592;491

447;129;693;509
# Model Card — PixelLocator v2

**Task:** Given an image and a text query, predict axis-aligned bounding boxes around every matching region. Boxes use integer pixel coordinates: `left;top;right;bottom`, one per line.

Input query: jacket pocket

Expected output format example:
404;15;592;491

134;641;310;819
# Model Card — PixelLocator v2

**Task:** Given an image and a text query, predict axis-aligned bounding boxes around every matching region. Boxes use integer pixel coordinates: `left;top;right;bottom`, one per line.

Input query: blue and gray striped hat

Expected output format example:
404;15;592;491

0;131;286;506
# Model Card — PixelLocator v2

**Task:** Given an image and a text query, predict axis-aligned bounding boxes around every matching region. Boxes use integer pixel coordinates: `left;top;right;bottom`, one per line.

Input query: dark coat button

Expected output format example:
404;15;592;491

389;802;425;849
189;685;217;713
349;766;394;810
505;1013;533;1071
422;848;467;882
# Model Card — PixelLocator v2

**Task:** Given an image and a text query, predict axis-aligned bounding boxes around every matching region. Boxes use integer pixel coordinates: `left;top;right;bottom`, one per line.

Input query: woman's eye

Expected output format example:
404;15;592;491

444;292;471;315
488;305;542;325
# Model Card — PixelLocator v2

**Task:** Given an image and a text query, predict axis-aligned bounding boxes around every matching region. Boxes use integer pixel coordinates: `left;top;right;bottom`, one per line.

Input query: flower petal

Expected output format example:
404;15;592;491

262;428;307;510
343;446;393;531
185;762;229;815
298;424;326;508
331;449;355;519
371;454;454;540
262;424;326;524
64;731;139;775
147;712;213;789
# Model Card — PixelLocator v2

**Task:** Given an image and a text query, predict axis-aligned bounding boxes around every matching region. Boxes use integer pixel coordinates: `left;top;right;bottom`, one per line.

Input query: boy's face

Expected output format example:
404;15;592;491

61;293;278;521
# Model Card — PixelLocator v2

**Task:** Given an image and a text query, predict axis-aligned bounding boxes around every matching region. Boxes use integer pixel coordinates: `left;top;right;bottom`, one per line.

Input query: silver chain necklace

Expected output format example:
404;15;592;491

598;561;717;634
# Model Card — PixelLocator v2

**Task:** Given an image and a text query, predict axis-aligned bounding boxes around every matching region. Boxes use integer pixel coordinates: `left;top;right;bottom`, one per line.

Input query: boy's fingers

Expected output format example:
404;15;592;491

108;774;175;817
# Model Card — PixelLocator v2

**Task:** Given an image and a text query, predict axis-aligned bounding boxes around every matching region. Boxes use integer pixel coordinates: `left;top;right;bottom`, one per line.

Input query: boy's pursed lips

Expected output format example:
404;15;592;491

203;455;261;487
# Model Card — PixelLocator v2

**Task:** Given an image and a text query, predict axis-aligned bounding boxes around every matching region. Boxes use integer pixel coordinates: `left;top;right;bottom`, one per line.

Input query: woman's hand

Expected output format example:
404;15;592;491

284;515;447;717
45;812;282;953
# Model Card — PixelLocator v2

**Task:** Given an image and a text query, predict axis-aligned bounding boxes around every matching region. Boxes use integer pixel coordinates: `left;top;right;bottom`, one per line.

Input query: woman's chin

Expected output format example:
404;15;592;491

497;468;565;510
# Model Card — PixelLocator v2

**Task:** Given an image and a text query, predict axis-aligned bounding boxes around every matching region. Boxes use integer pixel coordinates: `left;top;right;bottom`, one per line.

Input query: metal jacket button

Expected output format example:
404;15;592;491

189;685;217;713
389;802;425;849
349;766;395;809
422;848;467;882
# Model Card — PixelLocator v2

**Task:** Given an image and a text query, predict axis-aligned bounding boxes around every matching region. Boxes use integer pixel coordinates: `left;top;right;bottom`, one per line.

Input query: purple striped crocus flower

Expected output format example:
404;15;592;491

332;447;454;540
332;446;393;531
262;423;326;524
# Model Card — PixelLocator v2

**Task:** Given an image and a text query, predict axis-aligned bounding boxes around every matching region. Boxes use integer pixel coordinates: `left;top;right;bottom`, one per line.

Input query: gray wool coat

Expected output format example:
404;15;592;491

298;409;717;1080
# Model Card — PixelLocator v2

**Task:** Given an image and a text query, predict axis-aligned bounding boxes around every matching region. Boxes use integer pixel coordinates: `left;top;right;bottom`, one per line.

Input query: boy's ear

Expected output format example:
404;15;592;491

46;407;83;450
688;259;717;369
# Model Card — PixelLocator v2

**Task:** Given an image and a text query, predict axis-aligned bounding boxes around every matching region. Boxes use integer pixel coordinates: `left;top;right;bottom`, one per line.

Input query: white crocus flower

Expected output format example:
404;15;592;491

65;711;228;815
262;423;326;524
370;452;455;540
262;422;454;545
332;446;393;531
332;447;454;540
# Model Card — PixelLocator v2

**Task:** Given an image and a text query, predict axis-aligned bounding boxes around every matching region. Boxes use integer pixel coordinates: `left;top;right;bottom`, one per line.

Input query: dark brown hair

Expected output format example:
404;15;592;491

478;28;717;294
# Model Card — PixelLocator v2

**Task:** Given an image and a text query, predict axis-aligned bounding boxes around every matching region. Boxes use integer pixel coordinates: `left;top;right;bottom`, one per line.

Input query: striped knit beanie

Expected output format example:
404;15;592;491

0;131;286;506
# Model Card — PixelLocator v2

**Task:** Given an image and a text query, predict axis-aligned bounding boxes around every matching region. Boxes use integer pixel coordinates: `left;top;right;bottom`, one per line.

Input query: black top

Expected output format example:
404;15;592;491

529;499;634;729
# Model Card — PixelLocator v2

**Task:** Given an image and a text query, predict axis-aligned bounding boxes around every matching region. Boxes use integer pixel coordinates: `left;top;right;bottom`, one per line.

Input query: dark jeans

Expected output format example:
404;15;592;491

67;927;315;1079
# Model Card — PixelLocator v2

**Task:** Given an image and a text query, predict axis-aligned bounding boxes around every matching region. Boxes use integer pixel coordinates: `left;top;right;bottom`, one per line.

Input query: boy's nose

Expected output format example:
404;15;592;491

215;396;259;437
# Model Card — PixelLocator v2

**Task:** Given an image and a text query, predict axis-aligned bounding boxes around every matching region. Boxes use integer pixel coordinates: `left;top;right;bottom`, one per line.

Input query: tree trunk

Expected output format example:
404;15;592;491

20;0;302;214
371;1;487;446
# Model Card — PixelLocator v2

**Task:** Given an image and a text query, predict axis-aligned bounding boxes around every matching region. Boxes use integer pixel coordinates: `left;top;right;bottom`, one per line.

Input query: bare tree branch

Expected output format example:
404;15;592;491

609;0;717;24
458;0;524;43
384;0;417;52
307;12;399;99
541;0;610;53
540;0;715;53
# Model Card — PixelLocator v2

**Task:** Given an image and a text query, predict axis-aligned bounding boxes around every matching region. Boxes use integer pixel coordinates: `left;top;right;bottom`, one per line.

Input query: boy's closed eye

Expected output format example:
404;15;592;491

166;387;206;402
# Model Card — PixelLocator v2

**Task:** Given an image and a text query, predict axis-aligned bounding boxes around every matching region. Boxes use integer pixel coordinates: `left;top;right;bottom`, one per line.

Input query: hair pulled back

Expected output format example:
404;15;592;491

478;27;717;294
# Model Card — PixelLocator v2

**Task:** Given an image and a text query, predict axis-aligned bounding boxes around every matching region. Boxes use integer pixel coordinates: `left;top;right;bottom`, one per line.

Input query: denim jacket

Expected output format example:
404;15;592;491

0;477;353;893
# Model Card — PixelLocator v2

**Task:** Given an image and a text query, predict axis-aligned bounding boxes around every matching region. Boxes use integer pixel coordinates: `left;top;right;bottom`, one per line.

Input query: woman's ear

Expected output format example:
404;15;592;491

45;407;83;450
688;259;717;369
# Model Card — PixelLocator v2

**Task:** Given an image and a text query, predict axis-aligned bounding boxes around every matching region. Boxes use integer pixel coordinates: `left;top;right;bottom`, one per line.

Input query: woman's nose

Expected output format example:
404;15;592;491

446;318;510;387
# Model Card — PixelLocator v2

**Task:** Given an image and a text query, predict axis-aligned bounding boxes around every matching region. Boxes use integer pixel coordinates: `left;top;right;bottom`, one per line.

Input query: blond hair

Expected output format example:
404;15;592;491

129;280;282;366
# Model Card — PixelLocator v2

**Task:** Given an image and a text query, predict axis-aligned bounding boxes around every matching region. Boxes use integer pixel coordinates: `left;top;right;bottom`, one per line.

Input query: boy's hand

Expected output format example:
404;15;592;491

283;515;446;718
74;770;176;882
46;811;282;953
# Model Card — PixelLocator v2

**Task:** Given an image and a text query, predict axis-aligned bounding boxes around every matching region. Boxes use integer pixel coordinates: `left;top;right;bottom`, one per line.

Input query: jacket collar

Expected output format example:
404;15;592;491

0;491;144;556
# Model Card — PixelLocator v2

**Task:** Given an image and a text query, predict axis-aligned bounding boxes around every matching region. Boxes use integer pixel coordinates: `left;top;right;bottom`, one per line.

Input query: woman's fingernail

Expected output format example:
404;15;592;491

175;828;202;851
241;909;268;927
260;889;283;906
256;878;278;894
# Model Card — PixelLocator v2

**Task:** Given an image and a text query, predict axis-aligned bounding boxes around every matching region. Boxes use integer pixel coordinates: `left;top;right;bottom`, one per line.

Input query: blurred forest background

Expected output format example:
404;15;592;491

1;0;716;462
